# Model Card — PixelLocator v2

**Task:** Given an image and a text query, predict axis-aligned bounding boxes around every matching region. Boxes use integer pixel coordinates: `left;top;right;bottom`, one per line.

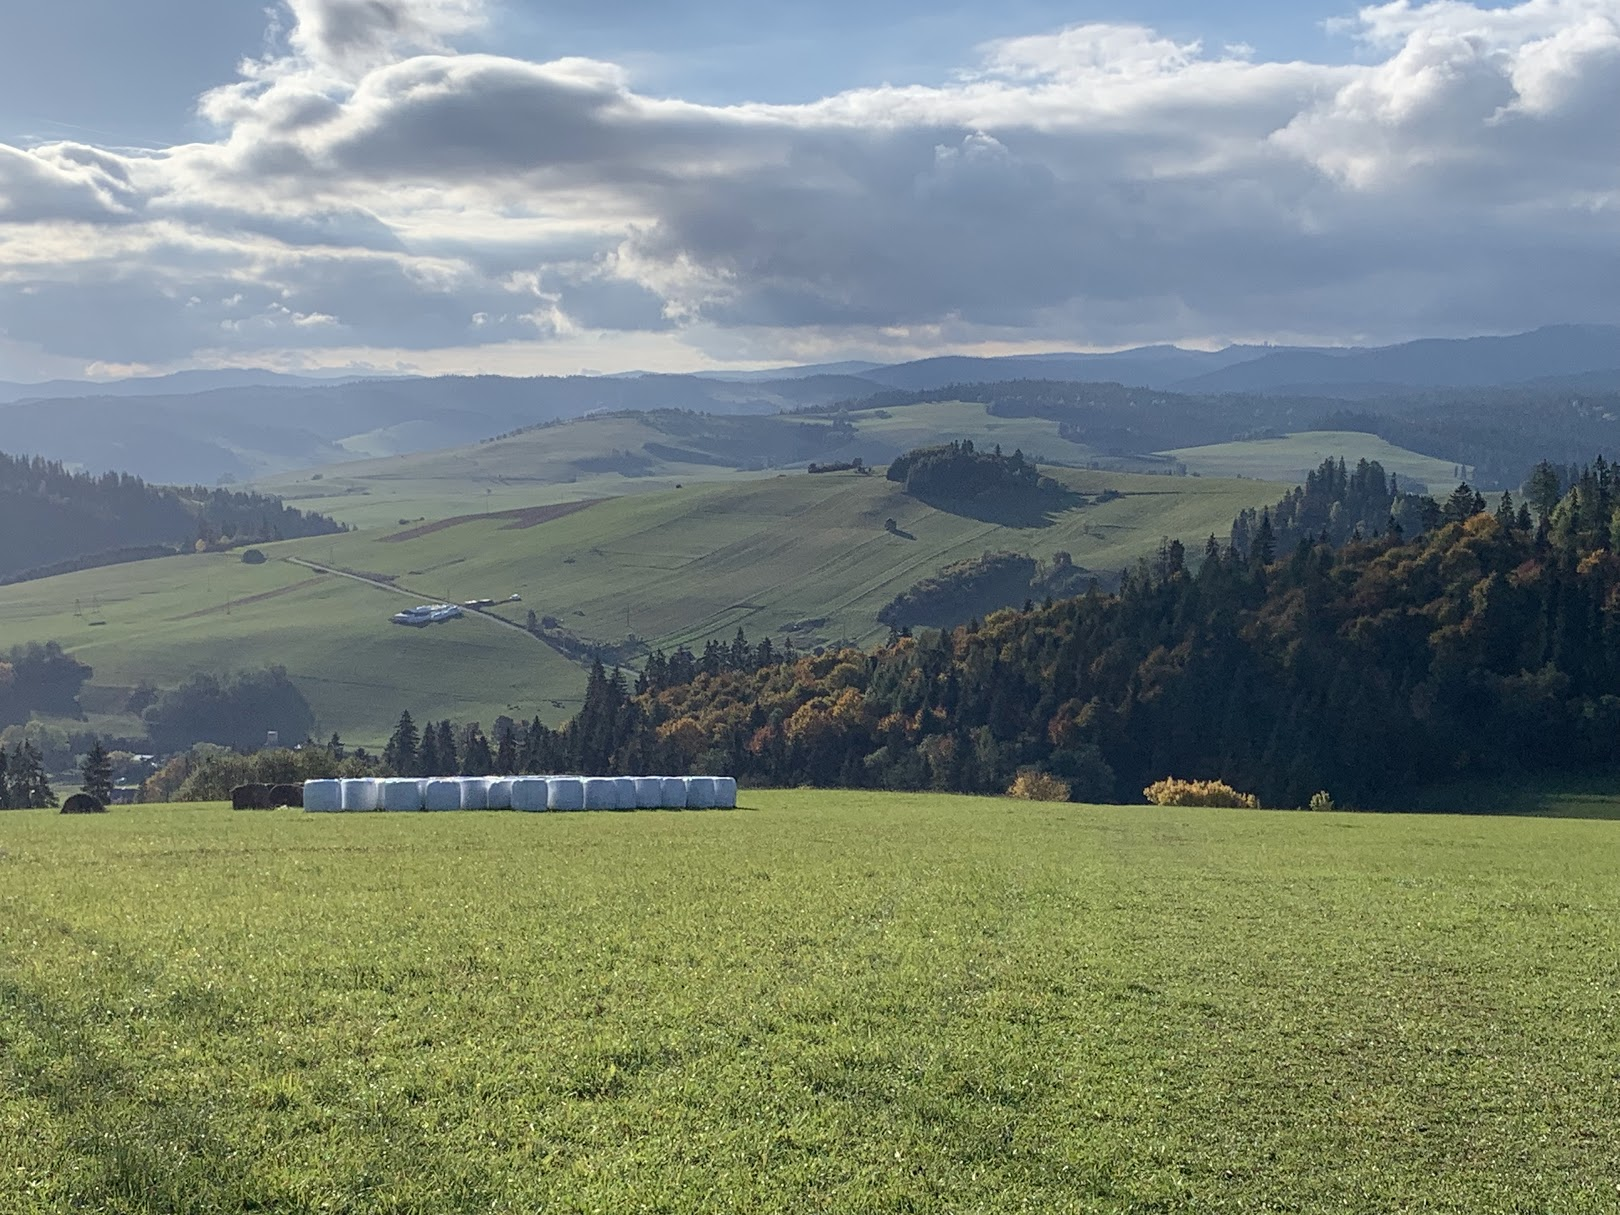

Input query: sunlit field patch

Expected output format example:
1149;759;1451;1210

3;791;1618;1212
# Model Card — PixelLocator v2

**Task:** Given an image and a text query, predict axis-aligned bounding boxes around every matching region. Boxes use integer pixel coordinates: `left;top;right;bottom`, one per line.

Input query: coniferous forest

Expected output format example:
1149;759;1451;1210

0;449;344;583
470;457;1620;808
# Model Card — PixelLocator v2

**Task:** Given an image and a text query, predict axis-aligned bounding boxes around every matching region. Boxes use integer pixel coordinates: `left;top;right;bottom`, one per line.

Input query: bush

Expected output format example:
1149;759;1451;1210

1308;790;1336;812
1008;770;1071;802
1143;777;1259;809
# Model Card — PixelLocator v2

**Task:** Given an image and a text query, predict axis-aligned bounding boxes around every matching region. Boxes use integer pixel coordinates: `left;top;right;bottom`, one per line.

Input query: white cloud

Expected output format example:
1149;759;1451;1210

1;0;1618;376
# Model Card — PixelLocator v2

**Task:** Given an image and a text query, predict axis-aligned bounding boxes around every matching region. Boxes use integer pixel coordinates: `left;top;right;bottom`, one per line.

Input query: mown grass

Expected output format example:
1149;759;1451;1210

1162;431;1470;491
3;791;1620;1212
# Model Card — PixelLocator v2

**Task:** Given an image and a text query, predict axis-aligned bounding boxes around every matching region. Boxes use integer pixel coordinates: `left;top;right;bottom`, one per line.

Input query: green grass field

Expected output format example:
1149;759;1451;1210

0;549;584;746
270;467;1280;655
4;791;1619;1212
1163;431;1470;491
0;469;1281;746
254;401;1162;530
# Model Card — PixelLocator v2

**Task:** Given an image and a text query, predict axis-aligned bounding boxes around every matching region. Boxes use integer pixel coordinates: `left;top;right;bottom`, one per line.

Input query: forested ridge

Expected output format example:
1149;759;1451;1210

0;449;343;582
487;458;1620;808
806;377;1620;491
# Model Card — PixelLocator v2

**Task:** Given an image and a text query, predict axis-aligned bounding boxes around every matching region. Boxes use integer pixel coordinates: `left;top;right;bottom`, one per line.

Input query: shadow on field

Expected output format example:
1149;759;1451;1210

1396;772;1620;820
0;936;497;1211
911;486;1086;528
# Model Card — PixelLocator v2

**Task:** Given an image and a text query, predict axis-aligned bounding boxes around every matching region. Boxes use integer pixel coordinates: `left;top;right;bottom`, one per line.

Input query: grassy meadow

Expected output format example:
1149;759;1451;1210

1162;430;1470;491
255;401;1181;529
3;791;1620;1212
0;468;1281;745
0;548;583;746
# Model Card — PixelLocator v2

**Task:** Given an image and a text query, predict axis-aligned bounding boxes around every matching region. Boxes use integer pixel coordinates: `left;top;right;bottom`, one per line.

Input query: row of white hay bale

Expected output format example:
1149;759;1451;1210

303;775;737;813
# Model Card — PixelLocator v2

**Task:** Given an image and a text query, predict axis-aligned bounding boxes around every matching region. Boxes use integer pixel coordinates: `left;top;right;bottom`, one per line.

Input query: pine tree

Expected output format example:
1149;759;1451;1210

80;739;114;803
0;747;11;809
460;724;493;776
383;711;419;775
17;742;53;809
436;721;458;776
417;725;444;776
1496;490;1517;528
494;719;518;775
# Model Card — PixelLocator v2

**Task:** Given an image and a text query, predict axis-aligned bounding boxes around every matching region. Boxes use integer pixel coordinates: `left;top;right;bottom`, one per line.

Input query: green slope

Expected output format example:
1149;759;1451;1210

253;402;1151;529
0;468;1280;746
264;467;1279;653
1162;430;1470;490
0;550;585;747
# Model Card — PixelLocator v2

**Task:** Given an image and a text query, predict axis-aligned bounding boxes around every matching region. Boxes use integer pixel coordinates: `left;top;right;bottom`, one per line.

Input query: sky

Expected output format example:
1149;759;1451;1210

0;0;1614;380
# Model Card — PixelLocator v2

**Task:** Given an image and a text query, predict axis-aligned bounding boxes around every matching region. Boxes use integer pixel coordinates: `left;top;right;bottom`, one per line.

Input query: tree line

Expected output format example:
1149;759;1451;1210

0;448;345;583
408;455;1620;808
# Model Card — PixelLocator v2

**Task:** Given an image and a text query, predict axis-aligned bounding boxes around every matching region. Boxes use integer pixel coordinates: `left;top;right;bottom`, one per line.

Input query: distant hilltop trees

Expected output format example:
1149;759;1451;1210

886;440;1060;503
0;449;345;584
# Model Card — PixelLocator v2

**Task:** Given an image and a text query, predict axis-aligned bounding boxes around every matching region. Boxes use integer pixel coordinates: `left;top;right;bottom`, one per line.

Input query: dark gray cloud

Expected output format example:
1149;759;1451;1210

2;0;1619;374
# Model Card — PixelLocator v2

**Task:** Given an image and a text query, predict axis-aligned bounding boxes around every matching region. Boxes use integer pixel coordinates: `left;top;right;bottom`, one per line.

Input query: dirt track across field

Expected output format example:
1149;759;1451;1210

167;576;328;621
380;499;602;543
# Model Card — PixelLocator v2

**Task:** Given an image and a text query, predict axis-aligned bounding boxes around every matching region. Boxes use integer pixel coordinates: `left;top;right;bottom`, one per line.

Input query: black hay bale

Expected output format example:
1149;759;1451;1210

231;783;274;810
269;783;303;808
61;793;107;814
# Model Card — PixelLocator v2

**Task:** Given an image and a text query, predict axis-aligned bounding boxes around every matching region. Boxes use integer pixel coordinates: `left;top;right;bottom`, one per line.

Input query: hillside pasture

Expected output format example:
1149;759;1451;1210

1162;430;1470;491
2;792;1618;1212
253;402;1136;529
0;550;582;746
0;468;1280;744
271;467;1280;656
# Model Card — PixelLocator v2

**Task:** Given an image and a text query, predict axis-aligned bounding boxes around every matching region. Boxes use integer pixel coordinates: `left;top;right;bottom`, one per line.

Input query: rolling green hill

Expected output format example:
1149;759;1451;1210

0;467;1281;747
1162;430;1470;491
252;401;1176;530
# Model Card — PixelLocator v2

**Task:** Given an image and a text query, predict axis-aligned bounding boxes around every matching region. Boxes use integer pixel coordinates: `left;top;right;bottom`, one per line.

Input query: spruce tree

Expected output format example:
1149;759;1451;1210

417;724;444;776
436;721;459;776
18;742;53;808
383;711;419;775
80;740;114;804
462;726;493;777
494;719;518;775
0;747;11;809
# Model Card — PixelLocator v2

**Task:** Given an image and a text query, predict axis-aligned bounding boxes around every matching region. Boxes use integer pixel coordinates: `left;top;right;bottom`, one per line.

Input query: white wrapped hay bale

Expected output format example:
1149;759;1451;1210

660;777;689;809
381;778;424;812
340;778;380;812
512;777;550;812
459;778;489;810
634;777;664;808
423;779;462;812
685;777;718;809
547;777;585;811
304;779;342;813
485;778;515;810
713;777;738;809
612;776;639;810
583;777;617;811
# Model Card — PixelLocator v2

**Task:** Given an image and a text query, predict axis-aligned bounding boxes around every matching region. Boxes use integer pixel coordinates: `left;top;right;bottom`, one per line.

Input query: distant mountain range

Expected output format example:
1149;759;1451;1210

2;325;1616;485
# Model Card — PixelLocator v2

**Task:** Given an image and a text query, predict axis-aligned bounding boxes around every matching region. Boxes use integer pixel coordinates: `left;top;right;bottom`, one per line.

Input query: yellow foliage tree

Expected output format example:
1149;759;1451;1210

1008;770;1071;802
1142;778;1259;809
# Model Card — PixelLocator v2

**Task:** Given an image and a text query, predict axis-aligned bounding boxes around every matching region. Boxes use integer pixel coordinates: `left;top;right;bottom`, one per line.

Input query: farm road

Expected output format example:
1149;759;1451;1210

284;556;566;655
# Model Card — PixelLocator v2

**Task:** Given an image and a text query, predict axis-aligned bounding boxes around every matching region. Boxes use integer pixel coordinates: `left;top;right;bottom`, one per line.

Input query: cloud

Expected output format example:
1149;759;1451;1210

286;0;486;73
1;0;1619;374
